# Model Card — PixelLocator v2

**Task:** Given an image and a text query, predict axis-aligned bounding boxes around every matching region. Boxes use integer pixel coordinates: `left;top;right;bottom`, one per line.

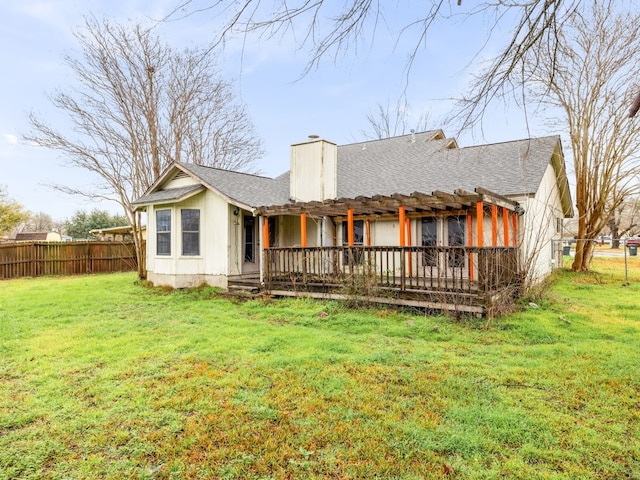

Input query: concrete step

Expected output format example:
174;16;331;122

228;284;260;295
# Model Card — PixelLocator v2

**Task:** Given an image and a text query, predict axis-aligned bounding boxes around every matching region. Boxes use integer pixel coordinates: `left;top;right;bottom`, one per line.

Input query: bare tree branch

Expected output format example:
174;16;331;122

360;97;433;140
169;0;581;128
25;17;264;278
518;1;640;271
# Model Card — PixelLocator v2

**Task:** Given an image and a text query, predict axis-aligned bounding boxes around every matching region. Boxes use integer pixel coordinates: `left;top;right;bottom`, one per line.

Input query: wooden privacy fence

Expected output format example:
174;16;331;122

0;241;138;279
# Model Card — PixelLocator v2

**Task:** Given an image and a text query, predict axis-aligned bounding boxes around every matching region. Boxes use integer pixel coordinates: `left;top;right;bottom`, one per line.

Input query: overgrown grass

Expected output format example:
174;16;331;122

0;258;639;479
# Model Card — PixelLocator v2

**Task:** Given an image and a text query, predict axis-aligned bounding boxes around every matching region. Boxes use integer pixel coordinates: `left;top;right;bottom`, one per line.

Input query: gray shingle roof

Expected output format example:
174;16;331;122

176;163;290;207
134;131;563;210
132;184;204;206
337;134;561;198
15;232;49;241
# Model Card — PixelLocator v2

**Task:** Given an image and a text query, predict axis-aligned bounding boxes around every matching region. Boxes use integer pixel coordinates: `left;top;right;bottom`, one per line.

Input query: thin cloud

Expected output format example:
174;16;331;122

3;134;18;145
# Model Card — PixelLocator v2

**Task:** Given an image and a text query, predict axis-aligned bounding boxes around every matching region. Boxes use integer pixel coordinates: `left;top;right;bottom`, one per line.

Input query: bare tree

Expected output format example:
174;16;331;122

169;0;578;128
360;98;432;140
26;17;263;278
17;212;58;233
607;197;640;248
518;1;640;271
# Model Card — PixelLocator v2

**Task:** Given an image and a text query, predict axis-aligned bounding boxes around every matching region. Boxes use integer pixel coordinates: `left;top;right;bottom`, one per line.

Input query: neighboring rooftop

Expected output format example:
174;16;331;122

14;232;62;241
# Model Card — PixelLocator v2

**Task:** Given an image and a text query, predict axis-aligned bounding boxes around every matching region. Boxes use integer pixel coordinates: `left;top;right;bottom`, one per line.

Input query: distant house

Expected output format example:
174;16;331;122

15;231;62;242
133;130;573;316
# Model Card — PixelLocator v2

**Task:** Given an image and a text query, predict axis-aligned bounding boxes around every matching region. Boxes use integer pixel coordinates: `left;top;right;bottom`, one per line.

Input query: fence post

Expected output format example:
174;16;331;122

31;243;36;277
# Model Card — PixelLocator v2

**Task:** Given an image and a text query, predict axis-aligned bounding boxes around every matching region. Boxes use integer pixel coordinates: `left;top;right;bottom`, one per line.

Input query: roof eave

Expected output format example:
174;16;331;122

551;140;574;218
132;185;207;210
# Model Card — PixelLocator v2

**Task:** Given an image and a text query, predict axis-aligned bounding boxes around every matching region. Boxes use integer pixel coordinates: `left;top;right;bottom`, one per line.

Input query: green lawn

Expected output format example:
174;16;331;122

1;258;639;479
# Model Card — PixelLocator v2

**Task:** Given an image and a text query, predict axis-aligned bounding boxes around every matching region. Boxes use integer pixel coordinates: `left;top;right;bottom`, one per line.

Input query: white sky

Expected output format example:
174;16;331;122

0;0;554;221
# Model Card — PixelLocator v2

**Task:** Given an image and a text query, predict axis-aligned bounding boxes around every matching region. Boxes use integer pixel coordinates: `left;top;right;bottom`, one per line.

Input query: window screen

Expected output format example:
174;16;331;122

156;209;171;256
181;209;200;256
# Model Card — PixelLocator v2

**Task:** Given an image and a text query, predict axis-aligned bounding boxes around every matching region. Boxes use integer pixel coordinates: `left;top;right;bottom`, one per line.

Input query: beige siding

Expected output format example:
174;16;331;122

162;174;199;189
146;189;230;288
518;164;565;282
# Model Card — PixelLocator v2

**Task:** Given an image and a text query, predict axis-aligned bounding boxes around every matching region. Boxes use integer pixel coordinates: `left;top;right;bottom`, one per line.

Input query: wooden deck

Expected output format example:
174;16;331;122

261;246;521;317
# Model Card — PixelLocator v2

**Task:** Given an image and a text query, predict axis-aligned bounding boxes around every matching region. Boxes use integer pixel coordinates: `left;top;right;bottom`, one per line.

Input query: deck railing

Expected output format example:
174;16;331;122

264;245;520;294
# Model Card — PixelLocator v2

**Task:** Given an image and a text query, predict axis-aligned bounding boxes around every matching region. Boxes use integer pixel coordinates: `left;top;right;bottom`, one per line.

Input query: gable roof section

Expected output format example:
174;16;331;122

176;162;290;208
133;163;289;211
132;132;570;216
337;135;561;199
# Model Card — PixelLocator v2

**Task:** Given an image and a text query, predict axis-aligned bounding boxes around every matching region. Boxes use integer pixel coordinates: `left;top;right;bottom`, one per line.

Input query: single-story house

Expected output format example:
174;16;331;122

133;130;573;316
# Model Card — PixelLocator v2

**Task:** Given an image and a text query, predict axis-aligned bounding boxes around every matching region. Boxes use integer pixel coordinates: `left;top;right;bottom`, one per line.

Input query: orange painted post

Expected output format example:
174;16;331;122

503;207;509;246
347;208;354;246
398;206;406;289
263;217;269;249
467;214;474;282
476;202;484;247
300;212;307;248
399;206;406;246
512;212;518;246
491;205;498;247
365;219;371;246
405;217;412;277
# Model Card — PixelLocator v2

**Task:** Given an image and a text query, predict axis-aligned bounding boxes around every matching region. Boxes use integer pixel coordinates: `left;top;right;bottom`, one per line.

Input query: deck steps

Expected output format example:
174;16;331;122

227;275;262;296
228;284;260;295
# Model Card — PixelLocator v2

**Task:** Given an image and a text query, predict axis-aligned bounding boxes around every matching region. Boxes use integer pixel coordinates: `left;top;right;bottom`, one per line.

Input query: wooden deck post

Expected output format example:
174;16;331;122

399;206;406;289
503;207;509;246
263;216;269;250
347;208;354;246
476;202;484;289
365;219;371;246
476;202;484;247
512;211;518;246
405;216;412;277
491;204;498;247
300;212;307;248
399;206;406;246
259;216;265;285
467;214;474;282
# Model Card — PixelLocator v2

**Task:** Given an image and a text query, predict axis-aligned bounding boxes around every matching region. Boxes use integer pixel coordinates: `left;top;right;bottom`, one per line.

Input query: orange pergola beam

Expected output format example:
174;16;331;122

467;213;474;282
263;216;269;249
476;202;484;247
300;212;307;248
491;204;498;247
347;208;354;246
365;219;371;246
405;216;412;276
512;212;518;246
503;207;509;246
399;206;406;246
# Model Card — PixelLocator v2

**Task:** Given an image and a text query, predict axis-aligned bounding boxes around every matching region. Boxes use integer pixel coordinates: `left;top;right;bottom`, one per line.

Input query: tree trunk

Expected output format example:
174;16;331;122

130;210;146;280
571;239;594;272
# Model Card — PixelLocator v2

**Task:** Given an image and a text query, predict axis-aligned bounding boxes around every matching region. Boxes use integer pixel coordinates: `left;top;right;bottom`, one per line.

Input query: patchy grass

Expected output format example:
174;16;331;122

0;260;639;479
